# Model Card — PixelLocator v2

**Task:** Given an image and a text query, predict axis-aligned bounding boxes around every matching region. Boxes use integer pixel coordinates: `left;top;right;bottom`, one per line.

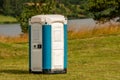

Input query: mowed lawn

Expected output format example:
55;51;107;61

0;35;120;80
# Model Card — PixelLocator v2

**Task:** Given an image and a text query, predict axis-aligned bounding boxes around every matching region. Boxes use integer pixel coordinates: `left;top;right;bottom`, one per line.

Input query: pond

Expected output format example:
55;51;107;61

0;19;96;37
68;18;95;31
0;24;22;37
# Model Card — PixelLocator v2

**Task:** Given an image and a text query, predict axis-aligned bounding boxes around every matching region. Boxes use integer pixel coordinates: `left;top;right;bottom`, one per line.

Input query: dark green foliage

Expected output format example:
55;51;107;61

18;1;58;33
0;0;4;13
0;0;86;18
18;0;85;33
86;0;120;22
17;5;38;33
3;0;12;15
61;0;85;4
1;0;25;17
10;0;23;16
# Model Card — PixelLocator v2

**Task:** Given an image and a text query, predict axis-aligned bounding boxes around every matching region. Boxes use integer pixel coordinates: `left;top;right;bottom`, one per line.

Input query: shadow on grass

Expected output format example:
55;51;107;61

0;69;29;74
0;70;67;75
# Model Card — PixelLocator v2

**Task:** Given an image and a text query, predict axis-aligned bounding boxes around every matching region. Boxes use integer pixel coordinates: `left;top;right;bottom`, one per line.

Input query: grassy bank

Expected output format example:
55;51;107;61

0;15;18;24
0;33;120;80
68;24;120;39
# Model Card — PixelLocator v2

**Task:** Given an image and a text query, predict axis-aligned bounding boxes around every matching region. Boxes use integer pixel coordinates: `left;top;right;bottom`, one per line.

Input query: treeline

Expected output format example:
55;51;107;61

0;0;25;17
17;0;87;33
86;0;120;23
0;0;49;16
0;0;87;33
0;0;119;20
0;0;86;18
0;0;120;33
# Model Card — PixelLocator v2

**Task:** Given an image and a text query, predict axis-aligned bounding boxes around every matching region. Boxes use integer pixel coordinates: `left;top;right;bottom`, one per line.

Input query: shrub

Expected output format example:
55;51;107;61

17;1;57;33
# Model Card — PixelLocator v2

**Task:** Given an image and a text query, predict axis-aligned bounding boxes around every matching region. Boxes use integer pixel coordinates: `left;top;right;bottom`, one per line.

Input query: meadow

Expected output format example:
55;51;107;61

0;25;120;80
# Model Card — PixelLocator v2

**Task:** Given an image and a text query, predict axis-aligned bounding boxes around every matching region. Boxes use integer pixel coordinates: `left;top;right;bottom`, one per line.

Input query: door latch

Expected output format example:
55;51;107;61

37;44;42;49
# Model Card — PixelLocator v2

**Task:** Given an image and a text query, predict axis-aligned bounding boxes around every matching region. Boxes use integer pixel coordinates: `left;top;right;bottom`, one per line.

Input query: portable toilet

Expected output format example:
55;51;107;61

29;15;67;74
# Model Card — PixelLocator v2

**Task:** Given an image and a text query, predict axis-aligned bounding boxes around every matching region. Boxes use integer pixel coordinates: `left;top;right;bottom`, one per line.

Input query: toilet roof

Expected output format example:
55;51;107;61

30;14;67;24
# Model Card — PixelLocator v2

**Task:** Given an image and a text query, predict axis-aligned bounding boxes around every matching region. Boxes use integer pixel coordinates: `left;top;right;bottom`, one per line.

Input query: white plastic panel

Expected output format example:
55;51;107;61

52;23;64;50
31;23;42;71
30;15;67;25
31;50;42;71
52;50;64;69
54;30;61;42
32;30;39;41
51;23;64;69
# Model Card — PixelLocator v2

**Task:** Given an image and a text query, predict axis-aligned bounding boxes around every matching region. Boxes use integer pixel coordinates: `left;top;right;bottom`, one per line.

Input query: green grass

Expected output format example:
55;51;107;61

0;15;17;24
0;35;120;80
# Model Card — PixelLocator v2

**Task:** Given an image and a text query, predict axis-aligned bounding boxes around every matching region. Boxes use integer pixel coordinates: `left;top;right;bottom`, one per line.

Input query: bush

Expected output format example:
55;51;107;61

17;1;84;33
17;2;57;33
17;5;36;33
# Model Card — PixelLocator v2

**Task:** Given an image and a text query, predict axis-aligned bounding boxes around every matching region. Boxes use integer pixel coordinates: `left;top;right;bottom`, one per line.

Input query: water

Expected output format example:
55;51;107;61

0;19;96;36
68;18;95;31
0;24;22;37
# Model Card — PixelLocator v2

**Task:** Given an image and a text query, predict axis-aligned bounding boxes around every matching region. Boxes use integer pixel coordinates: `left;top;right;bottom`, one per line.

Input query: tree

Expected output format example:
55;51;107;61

1;0;24;16
86;0;120;22
18;0;58;33
18;0;88;33
0;0;4;13
10;0;23;17
3;0;13;15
